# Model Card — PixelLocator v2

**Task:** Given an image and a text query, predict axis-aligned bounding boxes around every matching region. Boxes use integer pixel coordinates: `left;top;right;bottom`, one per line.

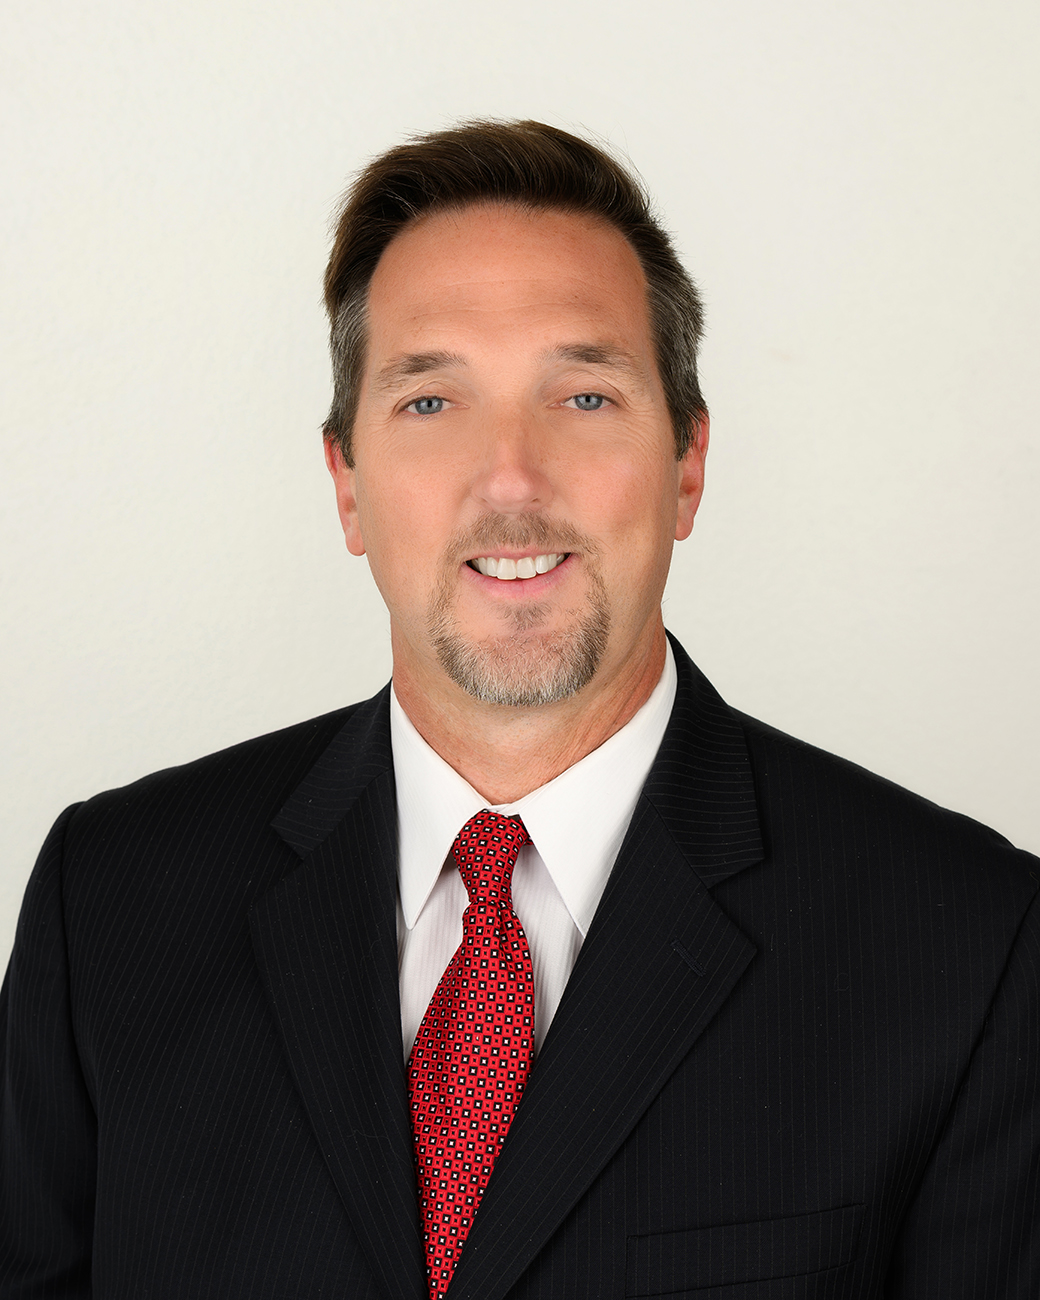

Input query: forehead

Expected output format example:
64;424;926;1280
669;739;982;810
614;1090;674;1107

364;203;653;358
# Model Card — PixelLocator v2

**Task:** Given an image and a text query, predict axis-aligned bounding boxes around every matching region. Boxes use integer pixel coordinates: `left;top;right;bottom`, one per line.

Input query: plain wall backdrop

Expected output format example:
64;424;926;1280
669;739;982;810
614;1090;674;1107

2;0;1038;966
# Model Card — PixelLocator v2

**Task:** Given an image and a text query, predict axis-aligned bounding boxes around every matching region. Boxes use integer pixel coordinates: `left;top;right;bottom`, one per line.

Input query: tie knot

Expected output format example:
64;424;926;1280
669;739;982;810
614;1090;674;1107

451;810;530;907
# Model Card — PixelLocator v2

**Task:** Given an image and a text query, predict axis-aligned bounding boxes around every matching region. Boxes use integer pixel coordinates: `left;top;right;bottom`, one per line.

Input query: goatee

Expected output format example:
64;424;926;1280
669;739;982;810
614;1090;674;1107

427;514;610;707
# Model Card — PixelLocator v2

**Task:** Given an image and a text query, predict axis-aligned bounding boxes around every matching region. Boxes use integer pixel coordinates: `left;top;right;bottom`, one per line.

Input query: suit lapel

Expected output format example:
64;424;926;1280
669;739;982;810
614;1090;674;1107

250;689;427;1300
447;640;765;1300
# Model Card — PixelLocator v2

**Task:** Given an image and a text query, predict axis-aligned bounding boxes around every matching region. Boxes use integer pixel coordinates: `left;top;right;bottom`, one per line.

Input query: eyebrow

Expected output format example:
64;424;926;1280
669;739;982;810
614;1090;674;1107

372;342;650;394
373;351;467;394
542;343;650;384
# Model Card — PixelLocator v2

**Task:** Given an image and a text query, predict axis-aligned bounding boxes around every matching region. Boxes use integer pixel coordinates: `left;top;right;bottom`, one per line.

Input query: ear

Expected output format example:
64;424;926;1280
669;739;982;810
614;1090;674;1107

674;415;709;541
324;438;366;556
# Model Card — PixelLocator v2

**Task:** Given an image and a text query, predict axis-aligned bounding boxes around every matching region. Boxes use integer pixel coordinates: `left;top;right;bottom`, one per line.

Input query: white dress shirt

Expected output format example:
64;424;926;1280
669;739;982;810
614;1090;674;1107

392;642;677;1058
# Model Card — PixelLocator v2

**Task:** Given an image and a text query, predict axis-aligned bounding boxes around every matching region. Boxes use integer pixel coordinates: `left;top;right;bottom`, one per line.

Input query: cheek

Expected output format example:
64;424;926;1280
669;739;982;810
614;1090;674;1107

583;461;678;545
589;473;679;604
356;478;452;596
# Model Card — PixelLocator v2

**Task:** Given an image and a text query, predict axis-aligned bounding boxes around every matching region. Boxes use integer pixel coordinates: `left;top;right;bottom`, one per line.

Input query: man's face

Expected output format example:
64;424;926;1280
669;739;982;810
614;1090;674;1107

326;203;707;709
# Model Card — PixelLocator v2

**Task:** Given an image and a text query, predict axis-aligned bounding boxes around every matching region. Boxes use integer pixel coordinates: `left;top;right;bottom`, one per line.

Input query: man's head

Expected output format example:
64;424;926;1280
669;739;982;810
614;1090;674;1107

322;119;707;467
323;122;709;724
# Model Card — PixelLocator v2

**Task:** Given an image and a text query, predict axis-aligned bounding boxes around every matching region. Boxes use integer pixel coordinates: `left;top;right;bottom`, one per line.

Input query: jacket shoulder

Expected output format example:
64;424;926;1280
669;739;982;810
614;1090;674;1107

66;702;364;837
732;708;1039;892
45;694;394;929
30;696;391;997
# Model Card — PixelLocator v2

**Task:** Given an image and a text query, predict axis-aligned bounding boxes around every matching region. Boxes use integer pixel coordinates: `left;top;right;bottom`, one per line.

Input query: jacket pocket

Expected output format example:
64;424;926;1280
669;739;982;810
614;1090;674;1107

626;1203;864;1295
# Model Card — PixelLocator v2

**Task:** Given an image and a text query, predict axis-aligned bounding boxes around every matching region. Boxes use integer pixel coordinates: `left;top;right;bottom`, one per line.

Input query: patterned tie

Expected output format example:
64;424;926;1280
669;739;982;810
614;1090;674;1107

408;810;535;1299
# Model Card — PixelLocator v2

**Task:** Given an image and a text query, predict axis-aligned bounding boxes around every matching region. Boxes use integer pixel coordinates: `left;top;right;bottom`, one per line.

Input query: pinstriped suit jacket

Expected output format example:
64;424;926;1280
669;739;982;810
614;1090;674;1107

2;637;1039;1298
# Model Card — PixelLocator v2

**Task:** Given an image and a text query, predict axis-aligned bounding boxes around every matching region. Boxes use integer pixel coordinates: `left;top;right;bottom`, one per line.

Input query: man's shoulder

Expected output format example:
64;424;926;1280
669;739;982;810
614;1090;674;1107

58;692;386;860
732;706;1039;892
28;692;394;954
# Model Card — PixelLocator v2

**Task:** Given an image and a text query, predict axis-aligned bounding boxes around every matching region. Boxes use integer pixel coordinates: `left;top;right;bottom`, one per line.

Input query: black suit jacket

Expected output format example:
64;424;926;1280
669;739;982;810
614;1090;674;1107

2;639;1039;1298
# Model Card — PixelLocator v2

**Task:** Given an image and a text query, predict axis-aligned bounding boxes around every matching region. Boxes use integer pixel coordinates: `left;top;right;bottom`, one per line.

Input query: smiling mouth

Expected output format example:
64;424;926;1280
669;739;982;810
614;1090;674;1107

468;553;569;581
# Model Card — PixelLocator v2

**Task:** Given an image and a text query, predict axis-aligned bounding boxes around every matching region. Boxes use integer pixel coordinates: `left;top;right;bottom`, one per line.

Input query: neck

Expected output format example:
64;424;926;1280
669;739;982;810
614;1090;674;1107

391;622;668;804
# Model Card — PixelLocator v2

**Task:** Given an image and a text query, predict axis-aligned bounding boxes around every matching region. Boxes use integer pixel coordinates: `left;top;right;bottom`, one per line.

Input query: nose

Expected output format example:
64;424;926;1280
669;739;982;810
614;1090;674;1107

470;419;553;516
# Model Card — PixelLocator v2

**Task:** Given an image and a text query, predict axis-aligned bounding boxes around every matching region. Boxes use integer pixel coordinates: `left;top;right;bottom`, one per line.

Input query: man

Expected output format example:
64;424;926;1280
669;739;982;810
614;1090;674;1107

1;120;1037;1299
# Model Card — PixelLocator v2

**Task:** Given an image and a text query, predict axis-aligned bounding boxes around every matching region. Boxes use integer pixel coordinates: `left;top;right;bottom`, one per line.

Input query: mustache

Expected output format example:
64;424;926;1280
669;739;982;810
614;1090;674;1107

444;513;599;565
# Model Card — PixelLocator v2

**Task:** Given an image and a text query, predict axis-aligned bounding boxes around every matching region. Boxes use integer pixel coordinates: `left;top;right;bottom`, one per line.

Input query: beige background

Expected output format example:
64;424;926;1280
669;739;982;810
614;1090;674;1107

3;0;1038;967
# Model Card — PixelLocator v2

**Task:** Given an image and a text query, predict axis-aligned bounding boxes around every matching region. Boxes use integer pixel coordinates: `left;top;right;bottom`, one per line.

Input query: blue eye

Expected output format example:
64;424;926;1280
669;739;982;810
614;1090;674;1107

571;393;605;411
408;396;445;416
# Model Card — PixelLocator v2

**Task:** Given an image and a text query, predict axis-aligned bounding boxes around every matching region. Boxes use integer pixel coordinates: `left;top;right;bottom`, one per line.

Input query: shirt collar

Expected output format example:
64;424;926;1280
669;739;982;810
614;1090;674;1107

391;643;677;935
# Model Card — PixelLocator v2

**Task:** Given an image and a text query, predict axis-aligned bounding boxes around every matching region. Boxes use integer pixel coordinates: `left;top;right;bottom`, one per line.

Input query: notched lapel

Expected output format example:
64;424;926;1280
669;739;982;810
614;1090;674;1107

251;692;427;1300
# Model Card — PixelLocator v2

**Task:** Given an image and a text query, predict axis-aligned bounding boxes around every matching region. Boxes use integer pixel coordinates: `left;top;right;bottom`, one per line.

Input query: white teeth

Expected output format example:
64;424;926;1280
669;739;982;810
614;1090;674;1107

472;553;565;580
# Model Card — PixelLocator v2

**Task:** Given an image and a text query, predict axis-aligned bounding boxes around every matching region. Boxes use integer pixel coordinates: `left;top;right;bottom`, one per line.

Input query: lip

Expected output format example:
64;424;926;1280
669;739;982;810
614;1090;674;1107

461;551;575;595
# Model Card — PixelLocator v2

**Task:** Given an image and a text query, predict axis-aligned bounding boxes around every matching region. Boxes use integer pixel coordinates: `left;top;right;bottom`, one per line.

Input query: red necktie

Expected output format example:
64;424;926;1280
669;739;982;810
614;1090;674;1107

408;810;535;1299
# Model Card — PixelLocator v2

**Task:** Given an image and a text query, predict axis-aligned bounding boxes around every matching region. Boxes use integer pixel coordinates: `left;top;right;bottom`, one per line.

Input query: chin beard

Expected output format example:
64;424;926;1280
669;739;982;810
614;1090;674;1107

431;604;611;707
427;514;611;707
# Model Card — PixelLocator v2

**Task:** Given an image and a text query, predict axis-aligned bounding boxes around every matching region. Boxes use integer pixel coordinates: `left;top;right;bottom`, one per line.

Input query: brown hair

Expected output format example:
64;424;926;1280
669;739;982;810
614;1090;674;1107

322;119;707;465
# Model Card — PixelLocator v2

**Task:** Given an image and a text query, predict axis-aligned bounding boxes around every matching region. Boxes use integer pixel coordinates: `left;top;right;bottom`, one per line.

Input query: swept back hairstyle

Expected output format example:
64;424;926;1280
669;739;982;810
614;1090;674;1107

322;119;707;465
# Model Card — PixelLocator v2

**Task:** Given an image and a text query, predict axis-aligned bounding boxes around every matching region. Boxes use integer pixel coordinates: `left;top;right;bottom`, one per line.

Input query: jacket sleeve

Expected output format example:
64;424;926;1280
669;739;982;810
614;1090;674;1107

0;806;96;1298
885;884;1040;1297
